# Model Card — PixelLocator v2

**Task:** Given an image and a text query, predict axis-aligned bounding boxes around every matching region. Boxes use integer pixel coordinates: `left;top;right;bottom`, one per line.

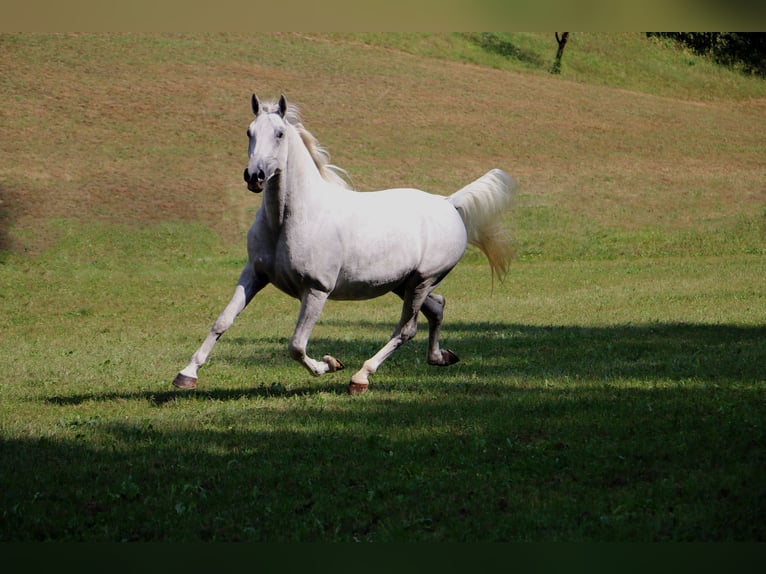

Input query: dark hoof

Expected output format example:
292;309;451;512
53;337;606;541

172;373;198;390
323;355;345;372
347;381;369;395
428;349;460;367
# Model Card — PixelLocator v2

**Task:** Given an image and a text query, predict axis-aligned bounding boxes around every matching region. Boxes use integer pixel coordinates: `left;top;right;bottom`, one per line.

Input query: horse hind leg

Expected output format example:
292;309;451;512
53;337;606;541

420;293;460;367
348;314;418;394
389;288;459;367
349;279;435;394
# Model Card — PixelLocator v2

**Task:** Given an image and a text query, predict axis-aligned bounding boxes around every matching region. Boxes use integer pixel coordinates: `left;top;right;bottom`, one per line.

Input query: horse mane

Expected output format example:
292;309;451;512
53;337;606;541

262;99;351;189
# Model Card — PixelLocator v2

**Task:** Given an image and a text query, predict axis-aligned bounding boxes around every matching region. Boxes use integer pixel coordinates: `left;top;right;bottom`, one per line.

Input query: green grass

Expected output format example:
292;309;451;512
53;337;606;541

1;224;764;541
1;33;765;541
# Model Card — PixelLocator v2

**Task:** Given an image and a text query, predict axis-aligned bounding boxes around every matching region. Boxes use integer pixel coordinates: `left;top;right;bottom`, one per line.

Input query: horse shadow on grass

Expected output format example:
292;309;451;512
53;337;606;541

45;375;344;407
220;320;765;386
45;321;765;407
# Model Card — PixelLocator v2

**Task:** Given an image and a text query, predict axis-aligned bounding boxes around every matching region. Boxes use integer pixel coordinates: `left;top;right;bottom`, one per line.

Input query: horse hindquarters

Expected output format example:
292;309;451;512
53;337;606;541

334;189;468;290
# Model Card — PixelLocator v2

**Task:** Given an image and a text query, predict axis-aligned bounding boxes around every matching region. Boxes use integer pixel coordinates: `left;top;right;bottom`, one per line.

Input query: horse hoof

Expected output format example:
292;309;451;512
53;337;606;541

428;349;460;367
347;381;369;395
323;355;345;372
172;373;198;390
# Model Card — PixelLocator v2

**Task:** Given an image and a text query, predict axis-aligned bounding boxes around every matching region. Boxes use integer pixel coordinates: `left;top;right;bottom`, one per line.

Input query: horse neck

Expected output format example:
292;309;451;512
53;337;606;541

283;128;327;211
260;126;329;231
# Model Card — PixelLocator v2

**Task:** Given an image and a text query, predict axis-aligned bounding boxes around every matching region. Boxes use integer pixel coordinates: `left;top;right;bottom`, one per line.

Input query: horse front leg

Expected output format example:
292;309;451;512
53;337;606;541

173;265;268;390
288;289;345;377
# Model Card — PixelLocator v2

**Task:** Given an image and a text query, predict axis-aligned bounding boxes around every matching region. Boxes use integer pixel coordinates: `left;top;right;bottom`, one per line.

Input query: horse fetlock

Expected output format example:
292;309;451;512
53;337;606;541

350;366;371;387
288;343;305;362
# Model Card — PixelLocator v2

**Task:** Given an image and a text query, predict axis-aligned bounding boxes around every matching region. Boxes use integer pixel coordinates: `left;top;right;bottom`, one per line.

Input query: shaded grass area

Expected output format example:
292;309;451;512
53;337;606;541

2;322;763;542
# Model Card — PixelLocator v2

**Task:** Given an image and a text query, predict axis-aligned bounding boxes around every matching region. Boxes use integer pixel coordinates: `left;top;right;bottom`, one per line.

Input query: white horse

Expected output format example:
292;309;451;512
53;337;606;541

173;94;516;394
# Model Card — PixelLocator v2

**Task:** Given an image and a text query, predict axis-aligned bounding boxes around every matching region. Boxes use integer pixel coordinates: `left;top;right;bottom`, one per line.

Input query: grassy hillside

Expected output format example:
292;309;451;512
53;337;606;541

1;33;764;258
329;32;766;101
0;33;764;542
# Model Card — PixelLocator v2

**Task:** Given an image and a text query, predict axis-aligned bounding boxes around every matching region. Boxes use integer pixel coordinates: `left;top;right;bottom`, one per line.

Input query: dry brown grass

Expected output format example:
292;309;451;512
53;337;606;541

1;33;764;254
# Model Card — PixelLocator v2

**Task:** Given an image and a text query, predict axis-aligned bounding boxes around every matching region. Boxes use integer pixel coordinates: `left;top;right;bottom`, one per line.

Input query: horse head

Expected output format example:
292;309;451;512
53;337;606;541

243;94;289;193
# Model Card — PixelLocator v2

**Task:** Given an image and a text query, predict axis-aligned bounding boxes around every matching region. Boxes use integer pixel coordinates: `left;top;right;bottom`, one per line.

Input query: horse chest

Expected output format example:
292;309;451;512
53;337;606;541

248;229;338;297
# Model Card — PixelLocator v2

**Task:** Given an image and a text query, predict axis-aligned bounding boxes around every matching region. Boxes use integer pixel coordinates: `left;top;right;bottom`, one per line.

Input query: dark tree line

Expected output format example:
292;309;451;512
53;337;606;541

647;32;766;76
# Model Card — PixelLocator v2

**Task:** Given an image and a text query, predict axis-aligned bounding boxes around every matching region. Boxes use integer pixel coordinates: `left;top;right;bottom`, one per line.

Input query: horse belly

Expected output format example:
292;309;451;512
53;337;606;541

331;251;416;300
329;280;402;301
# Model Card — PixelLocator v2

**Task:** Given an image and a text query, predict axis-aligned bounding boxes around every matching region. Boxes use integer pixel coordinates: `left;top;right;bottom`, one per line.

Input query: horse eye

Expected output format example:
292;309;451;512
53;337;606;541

276;130;284;139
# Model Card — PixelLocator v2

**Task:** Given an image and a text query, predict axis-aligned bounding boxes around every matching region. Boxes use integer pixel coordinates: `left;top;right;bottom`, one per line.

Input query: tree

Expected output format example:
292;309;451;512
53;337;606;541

551;32;569;74
647;33;766;76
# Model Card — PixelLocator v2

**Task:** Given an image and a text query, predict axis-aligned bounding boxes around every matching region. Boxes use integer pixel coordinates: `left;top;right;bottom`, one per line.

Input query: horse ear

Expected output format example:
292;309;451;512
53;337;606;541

278;94;287;118
251;94;260;116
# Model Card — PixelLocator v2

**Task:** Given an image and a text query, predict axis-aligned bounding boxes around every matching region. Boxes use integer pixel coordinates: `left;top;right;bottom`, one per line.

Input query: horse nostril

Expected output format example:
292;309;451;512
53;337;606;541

243;168;251;183
256;169;266;182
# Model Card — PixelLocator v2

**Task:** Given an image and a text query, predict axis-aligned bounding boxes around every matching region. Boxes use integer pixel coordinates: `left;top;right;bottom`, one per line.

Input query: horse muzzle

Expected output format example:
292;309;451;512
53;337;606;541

244;167;281;194
244;167;265;193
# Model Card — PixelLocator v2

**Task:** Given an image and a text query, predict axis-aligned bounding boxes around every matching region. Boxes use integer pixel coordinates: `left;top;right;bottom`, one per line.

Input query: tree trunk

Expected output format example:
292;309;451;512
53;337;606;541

551;32;569;74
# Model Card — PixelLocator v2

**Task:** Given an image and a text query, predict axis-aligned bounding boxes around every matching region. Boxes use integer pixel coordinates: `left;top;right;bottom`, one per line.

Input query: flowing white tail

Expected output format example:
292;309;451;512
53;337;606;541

448;168;516;283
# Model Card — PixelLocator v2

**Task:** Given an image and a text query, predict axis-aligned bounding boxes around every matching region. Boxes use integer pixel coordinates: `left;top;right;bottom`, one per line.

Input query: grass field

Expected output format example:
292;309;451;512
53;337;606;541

1;33;764;541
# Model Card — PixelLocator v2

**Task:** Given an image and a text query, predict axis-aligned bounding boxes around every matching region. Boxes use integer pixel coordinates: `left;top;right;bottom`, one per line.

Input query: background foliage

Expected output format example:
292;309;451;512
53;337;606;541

648;32;766;76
